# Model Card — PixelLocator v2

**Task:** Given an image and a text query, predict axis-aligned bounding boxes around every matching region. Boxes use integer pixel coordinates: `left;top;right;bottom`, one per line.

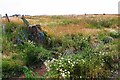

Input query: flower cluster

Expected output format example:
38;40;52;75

48;55;86;78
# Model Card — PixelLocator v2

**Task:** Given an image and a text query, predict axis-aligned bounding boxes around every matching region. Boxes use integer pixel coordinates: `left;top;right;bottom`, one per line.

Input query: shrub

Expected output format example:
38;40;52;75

109;32;120;38
86;19;115;28
51;16;63;19
44;37;119;79
99;20;112;28
98;32;114;44
45;50;118;79
60;19;80;25
22;41;53;65
2;59;24;78
22;66;40;79
5;23;18;34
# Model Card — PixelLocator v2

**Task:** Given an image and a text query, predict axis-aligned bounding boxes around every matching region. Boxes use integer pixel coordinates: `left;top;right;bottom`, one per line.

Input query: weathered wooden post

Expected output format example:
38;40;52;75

5;13;10;22
21;15;29;27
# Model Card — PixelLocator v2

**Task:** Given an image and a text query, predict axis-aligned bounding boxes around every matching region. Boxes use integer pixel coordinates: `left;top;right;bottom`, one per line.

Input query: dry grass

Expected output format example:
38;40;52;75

45;25;100;37
2;14;118;37
2;17;23;24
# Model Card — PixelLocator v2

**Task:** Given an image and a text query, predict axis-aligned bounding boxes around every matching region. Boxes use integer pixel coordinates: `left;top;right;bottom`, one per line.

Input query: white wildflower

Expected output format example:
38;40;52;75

64;69;67;72
99;67;101;70
59;69;62;72
68;60;70;63
13;44;17;47
81;59;85;63
80;76;82;78
67;71;70;74
56;68;59;71
28;40;31;43
61;73;66;77
30;41;33;44
51;58;56;63
76;59;79;61
72;64;74;67
94;53;97;55
101;63;104;66
73;61;76;64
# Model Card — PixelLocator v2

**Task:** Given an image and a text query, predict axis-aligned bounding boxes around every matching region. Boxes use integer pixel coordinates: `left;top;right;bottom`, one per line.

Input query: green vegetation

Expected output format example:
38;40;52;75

86;18;118;28
46;19;81;27
2;15;119;79
2;22;53;78
44;34;119;79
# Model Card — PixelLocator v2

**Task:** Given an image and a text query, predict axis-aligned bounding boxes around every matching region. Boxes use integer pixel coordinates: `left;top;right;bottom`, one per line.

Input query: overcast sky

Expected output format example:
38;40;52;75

0;0;119;16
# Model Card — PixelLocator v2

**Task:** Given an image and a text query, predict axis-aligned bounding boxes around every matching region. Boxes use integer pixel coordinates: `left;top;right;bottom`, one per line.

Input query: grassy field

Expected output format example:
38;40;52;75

2;14;120;79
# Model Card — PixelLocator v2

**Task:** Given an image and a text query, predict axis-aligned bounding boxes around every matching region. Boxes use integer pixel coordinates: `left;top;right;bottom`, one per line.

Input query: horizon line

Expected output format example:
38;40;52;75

1;13;119;17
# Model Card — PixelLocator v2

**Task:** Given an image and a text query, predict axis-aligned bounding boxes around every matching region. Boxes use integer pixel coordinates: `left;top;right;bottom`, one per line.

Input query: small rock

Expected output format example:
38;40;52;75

103;36;114;44
64;48;74;55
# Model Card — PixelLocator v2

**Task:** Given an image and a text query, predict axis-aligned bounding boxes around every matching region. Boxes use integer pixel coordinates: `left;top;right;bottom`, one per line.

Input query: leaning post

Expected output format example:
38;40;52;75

5;14;10;22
